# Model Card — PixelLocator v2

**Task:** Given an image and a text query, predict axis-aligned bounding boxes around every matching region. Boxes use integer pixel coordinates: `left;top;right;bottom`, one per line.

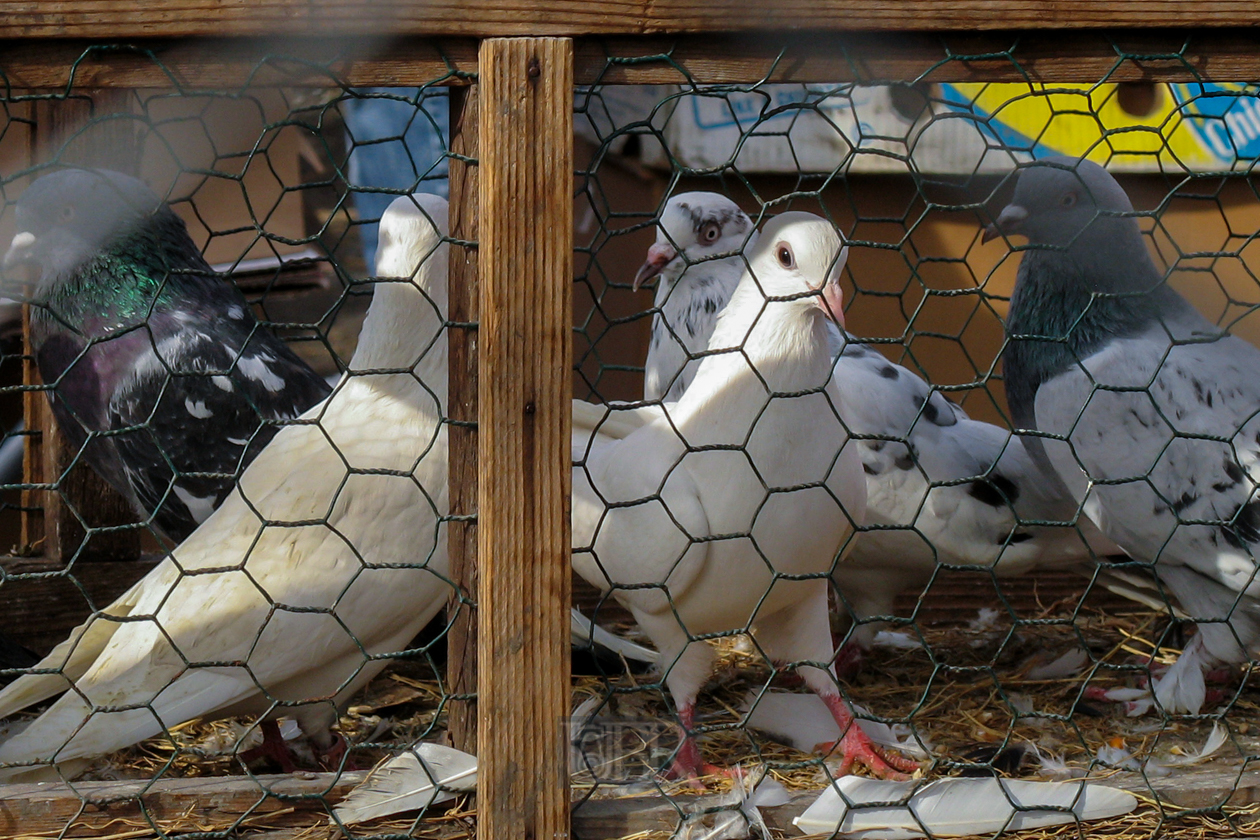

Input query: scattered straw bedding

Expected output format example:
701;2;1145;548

15;577;1260;839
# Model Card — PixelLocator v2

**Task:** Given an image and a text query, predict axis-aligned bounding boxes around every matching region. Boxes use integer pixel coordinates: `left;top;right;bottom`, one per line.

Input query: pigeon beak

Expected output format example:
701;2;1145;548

2;231;35;271
982;204;1029;244
633;243;677;291
820;282;846;329
817;248;848;328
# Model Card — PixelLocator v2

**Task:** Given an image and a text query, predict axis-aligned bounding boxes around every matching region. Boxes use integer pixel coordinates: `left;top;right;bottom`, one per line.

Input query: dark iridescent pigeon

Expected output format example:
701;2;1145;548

3;168;331;544
990;156;1260;714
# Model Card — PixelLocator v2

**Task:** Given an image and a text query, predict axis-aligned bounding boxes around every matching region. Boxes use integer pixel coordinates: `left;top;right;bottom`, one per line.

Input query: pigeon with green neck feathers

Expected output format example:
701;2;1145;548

3;169;331;543
991;156;1260;715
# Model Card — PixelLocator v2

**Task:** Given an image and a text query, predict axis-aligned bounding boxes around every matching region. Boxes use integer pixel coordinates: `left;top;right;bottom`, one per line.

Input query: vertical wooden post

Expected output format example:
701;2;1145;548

447;84;480;754
477;37;573;840
27;92;143;564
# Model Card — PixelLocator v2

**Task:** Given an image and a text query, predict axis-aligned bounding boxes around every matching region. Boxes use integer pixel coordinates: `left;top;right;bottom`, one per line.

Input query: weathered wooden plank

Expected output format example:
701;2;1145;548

447;83;480;755
0;770;365;837
0;1;1254;39
0;556;161;654
572;789;815;838
20;306;45;557
6;32;1260;90
477;36;573;840
576;30;1260;84
28;92;144;566
0;37;477;90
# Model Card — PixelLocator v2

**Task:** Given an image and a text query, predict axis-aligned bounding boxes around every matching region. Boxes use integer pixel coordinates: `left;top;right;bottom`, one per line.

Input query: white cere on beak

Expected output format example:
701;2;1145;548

2;231;36;270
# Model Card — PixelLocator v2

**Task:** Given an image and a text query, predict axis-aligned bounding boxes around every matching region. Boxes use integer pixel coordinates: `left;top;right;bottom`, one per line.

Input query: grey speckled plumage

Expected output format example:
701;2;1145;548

637;193;1114;655
3;169;331;544
636;192;756;402
994;156;1260;714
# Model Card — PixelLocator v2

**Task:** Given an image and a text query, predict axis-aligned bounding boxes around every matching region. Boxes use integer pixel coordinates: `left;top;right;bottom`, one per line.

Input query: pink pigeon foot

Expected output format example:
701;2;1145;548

314;732;362;771
814;693;919;779
663;703;744;790
240;720;299;772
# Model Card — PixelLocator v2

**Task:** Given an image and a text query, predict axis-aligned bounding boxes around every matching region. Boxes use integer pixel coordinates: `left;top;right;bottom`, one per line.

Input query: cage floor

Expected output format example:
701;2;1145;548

5;569;1258;839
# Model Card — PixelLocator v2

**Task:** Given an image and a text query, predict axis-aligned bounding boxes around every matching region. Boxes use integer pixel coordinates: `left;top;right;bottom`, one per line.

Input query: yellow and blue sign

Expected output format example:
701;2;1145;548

941;82;1260;171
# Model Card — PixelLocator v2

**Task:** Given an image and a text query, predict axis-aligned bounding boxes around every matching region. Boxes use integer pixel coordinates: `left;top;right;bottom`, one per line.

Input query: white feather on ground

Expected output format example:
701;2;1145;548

677;773;791;840
0;194;454;781
793;776;1137;839
333;742;477;825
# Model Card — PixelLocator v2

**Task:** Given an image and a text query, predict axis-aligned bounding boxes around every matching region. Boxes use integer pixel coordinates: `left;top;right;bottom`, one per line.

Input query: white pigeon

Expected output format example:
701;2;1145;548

573;211;917;783
992;156;1260;715
635;193;1116;663
0;194;454;780
633;191;757;402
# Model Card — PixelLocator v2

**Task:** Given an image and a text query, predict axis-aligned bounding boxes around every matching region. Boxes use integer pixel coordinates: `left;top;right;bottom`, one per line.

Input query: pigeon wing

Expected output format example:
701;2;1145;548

1035;327;1260;590
108;308;330;540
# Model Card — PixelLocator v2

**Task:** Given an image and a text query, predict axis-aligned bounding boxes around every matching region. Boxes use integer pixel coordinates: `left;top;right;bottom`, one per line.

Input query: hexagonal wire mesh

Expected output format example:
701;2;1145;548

0;46;474;838
571;44;1260;839
0;33;1259;840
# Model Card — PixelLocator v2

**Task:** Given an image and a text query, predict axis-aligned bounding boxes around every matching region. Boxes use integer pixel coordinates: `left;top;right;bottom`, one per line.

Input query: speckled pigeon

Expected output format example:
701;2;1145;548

634;192;757;402
990;156;1260;714
637;193;1115;664
3;169;331;543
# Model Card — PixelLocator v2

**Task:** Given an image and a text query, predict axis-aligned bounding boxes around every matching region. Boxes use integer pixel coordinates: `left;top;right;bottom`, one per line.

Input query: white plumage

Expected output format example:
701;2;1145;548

334;742;477;825
0;194;455;780
575;211;915;782
635;192;1115;660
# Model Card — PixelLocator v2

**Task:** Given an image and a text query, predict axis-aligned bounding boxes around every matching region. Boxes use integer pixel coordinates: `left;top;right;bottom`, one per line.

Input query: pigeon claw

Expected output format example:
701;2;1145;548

664;742;743;790
314;732;361;771
814;730;918;780
818;693;920;780
240;720;300;773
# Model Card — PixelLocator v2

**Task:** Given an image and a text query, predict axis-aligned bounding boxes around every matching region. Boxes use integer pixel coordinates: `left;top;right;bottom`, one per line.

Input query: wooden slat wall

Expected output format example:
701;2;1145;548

0;1;1252;38
447;84;481;755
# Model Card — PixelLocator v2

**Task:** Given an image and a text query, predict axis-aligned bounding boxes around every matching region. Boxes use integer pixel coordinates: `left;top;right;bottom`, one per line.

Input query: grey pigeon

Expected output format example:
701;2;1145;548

636;193;1115;664
3;169;332;544
990;156;1260;714
634;192;756;402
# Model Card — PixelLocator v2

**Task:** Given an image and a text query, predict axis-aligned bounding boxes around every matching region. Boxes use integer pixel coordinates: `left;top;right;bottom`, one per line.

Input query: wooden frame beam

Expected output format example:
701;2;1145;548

476;36;573;840
2;31;1260;91
0;1;1255;39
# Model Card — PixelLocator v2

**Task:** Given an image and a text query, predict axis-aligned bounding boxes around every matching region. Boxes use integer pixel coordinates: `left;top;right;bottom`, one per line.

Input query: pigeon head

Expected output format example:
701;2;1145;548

985;156;1169;299
983;157;1136;248
745;211;848;328
376;192;449;285
633;192;756;291
4;169;165;294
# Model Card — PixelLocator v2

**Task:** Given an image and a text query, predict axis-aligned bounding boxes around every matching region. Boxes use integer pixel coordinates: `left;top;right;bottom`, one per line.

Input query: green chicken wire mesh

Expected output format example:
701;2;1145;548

0;31;1256;840
0;44;473;840
571;41;1260;840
